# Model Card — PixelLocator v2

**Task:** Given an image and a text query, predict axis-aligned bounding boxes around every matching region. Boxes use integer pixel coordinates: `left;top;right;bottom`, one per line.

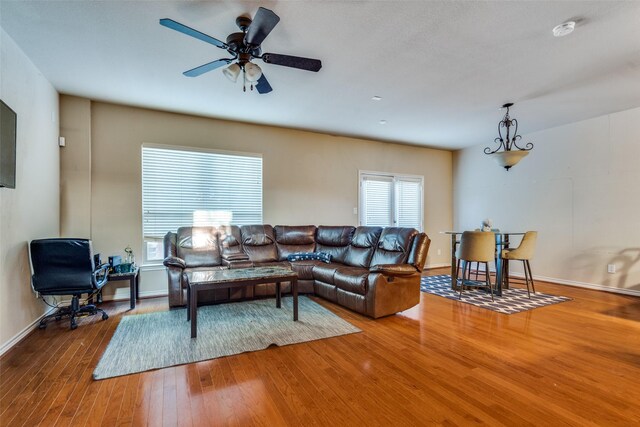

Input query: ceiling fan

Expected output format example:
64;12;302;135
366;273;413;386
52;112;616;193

160;7;322;94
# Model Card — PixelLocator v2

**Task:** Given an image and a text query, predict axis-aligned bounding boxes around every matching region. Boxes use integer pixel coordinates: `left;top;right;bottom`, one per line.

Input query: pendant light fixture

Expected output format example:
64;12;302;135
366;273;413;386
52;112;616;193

484;103;533;171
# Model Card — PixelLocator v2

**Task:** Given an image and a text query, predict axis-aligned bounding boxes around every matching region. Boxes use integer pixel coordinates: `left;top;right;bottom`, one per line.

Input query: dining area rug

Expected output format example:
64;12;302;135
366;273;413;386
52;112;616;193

421;275;571;314
93;296;361;380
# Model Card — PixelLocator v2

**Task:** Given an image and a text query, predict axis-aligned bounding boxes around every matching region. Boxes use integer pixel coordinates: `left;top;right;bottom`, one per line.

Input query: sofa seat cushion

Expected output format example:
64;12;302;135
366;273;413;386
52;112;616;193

290;260;322;280
312;262;342;285
333;266;369;295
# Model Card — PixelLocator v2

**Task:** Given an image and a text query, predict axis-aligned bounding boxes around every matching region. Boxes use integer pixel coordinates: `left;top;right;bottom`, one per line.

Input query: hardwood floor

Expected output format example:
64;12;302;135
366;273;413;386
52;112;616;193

1;268;639;426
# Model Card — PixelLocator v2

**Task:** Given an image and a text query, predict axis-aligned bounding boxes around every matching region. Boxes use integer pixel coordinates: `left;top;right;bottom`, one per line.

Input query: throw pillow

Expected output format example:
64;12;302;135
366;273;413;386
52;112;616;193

287;252;332;263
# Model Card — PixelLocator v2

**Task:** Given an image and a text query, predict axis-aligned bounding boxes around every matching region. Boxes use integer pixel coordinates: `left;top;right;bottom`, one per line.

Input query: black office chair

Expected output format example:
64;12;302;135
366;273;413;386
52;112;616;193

29;238;109;330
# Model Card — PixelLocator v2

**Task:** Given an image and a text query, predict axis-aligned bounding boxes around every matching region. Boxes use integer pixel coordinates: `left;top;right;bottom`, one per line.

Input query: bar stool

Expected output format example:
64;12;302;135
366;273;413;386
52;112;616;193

456;231;495;301
501;231;537;298
470;228;501;280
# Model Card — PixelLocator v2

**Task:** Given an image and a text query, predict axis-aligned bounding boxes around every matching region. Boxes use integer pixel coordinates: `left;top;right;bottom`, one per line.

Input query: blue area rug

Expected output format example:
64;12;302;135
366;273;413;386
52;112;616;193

421;275;571;314
93;296;360;380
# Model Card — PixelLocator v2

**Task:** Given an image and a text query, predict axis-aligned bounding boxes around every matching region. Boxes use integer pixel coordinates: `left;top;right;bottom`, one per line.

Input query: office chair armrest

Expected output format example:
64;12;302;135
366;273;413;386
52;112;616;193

163;256;186;269
93;263;110;288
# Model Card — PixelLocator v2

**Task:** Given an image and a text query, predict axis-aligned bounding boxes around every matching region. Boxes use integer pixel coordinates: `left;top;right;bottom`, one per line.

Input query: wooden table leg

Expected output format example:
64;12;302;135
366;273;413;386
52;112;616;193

276;281;281;308
293;278;298;321
190;285;197;338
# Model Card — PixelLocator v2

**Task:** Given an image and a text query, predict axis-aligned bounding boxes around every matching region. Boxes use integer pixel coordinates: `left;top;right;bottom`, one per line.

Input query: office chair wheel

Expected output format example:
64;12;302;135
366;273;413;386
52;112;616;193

38;322;47;329
70;319;78;330
102;312;109;321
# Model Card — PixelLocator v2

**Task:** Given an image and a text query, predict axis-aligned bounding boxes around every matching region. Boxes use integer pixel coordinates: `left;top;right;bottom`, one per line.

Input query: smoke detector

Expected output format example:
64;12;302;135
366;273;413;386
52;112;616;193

553;21;576;37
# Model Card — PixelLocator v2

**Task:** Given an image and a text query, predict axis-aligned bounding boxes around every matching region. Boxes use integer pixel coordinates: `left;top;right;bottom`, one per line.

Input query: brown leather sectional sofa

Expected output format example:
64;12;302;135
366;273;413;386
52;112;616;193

163;224;431;318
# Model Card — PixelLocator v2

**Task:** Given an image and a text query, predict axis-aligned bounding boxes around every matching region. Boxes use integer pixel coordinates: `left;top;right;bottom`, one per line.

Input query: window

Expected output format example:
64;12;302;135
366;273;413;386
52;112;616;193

359;172;423;231
142;145;262;263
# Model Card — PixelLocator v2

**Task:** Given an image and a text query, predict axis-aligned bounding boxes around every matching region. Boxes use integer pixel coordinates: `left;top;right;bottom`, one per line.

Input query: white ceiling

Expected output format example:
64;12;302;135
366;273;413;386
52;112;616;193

1;1;639;150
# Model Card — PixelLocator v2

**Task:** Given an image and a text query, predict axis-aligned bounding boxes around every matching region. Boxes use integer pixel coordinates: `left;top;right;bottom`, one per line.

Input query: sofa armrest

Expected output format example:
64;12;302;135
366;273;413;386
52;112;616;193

407;233;431;272
370;264;418;276
163;256;186;269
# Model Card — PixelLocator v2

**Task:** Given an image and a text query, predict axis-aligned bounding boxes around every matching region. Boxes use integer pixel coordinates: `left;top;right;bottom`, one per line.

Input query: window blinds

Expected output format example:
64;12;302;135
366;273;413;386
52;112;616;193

142;146;263;240
396;178;422;228
360;173;423;231
361;175;394;227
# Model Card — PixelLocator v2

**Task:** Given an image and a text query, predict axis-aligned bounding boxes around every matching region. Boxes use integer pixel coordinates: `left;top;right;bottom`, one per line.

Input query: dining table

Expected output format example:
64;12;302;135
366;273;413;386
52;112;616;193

442;231;526;296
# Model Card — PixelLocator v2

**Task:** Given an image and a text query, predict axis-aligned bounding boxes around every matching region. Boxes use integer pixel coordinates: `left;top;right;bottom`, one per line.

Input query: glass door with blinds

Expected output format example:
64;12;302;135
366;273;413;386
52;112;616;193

142;145;263;263
359;172;424;231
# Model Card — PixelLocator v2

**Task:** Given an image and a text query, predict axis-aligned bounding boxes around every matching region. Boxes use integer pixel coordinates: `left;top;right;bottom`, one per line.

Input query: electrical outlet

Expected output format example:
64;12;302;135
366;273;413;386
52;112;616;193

437;249;441;256
607;264;616;274
353;207;358;215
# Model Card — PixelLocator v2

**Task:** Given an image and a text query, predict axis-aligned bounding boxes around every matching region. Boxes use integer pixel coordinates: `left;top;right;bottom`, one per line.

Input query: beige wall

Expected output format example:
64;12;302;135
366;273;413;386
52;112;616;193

454;107;640;294
60;96;92;237
0;28;59;352
59;99;453;300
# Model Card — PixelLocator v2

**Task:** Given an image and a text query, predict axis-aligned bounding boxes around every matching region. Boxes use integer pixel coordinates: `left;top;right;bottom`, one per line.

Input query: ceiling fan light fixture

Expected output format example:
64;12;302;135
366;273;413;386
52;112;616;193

223;63;241;82
244;62;262;82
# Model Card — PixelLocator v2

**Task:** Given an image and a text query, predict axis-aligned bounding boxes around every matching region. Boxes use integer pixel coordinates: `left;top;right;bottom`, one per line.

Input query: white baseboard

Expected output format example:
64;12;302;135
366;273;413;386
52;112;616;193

0;289;170;357
507;271;640;297
0;306;57;358
425;263;450;269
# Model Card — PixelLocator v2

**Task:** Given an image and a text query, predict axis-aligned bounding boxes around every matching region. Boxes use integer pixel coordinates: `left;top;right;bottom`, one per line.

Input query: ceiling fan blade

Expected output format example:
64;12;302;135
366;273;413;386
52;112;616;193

160;18;227;49
183;59;232;77
262;53;322;72
255;74;273;94
244;7;280;46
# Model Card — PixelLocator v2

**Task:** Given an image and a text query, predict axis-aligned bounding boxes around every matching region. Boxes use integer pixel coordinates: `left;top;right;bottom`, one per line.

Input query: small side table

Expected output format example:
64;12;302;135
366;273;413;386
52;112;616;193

107;267;140;309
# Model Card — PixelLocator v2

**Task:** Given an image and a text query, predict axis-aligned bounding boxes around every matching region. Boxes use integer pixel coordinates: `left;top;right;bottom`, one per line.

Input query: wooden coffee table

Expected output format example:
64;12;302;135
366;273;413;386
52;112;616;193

185;266;298;338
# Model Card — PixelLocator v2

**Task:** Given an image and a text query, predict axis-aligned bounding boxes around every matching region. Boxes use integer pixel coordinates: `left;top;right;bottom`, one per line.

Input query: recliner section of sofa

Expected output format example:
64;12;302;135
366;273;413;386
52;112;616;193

163;226;229;307
163;224;430;318
274;225;317;294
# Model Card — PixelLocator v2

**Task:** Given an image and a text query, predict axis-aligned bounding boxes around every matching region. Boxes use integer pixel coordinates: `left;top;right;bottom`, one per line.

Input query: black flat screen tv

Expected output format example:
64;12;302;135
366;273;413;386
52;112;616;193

0;100;17;189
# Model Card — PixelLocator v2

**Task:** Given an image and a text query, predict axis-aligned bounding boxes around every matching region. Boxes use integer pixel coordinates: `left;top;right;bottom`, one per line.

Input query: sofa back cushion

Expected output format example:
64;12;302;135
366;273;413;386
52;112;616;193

370;227;418;266
274;225;316;261
315;226;355;264
344;226;383;268
176;226;221;267
240;224;277;262
217;225;244;258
